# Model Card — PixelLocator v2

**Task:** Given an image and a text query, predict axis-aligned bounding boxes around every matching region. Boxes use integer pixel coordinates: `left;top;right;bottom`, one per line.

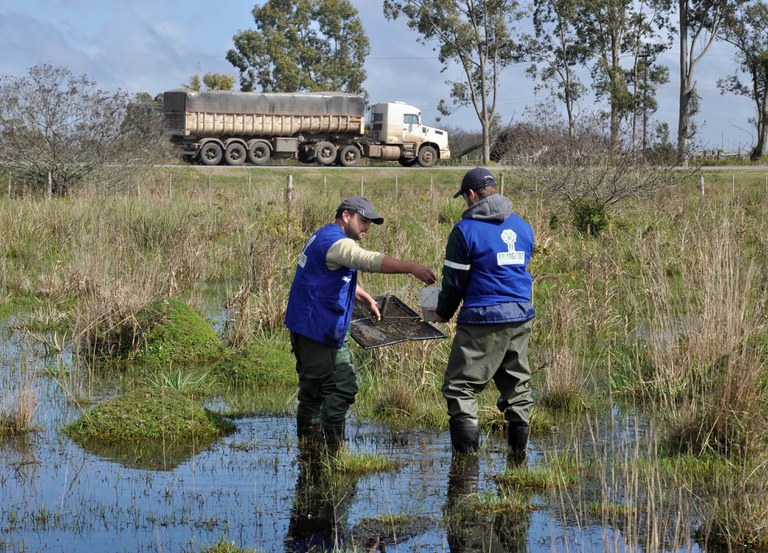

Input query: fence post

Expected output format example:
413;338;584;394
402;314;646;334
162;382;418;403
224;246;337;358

732;174;735;195
360;175;364;197
47;171;52;200
699;174;704;196
7;171;10;199
286;174;294;212
395;175;398;200
501;174;505;196
430;176;434;198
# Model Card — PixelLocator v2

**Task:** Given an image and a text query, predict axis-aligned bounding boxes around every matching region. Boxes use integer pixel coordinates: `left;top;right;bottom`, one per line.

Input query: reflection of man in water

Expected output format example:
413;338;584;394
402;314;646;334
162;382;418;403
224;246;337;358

444;457;531;552
284;445;358;552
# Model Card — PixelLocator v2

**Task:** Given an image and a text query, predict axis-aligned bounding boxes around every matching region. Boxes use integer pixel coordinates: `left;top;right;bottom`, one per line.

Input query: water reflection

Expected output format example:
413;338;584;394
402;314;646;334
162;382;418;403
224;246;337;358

284;444;360;552
444;455;531;553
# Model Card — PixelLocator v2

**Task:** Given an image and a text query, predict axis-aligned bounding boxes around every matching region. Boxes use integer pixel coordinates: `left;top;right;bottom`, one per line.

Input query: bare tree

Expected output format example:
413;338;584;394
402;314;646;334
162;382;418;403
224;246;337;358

0;64;172;196
517;103;691;234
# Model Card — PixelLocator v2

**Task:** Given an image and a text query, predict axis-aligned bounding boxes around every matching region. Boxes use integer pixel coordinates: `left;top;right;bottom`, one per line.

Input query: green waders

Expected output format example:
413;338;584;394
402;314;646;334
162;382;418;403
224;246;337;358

442;319;533;457
290;331;359;452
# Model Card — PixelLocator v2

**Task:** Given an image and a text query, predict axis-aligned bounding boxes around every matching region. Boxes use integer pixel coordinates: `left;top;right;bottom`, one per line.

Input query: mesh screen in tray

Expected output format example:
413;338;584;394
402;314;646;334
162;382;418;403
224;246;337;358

350;295;447;349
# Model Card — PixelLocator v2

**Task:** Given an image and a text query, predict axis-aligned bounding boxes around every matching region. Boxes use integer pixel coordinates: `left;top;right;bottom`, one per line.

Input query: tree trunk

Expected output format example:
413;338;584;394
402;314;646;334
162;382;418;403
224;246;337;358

482;121;491;164
677;0;690;166
751;86;768;161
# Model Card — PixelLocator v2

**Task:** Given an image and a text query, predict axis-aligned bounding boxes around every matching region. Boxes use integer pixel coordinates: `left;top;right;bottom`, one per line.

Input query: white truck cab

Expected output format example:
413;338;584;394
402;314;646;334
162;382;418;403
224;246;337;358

368;102;451;167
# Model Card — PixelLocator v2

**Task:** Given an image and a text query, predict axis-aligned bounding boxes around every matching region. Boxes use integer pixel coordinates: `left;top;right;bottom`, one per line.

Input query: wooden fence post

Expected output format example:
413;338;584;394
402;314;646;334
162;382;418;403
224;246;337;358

286;174;294;211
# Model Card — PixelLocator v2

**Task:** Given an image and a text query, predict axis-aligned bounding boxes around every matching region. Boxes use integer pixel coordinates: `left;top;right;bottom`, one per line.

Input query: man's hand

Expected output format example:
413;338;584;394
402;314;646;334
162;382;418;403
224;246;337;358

410;263;437;285
368;298;382;321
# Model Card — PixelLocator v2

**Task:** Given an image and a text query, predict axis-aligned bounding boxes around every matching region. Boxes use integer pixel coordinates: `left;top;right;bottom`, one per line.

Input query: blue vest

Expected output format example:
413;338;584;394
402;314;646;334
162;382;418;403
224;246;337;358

285;224;357;348
455;214;533;322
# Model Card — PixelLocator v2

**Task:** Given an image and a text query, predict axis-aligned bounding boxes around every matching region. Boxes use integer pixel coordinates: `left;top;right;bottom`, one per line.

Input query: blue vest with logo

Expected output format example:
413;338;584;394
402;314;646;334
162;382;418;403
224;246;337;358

455;214;533;321
284;223;357;348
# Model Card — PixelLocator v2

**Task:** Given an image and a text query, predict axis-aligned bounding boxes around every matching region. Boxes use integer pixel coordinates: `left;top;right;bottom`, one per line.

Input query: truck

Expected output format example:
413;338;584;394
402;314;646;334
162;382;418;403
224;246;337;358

162;89;450;167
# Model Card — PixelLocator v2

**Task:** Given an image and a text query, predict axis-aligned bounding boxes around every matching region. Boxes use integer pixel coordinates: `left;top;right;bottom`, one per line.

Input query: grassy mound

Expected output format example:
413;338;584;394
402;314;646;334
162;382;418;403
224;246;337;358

65;387;234;443
132;298;222;364
212;341;297;386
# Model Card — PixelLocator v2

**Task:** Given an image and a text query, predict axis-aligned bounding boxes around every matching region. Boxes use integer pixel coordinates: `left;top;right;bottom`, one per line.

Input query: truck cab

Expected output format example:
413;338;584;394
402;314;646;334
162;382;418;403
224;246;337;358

368;102;450;167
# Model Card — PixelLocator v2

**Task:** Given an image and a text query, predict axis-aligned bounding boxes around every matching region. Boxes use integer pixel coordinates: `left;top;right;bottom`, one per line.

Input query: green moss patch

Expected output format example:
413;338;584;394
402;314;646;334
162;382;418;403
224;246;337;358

132;298;222;364
85;297;223;365
65;387;235;444
212;341;297;386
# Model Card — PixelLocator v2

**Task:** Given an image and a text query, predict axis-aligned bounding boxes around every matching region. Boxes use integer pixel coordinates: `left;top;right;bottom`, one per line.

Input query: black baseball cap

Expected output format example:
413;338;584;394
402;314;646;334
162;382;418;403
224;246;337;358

454;167;497;198
336;196;384;224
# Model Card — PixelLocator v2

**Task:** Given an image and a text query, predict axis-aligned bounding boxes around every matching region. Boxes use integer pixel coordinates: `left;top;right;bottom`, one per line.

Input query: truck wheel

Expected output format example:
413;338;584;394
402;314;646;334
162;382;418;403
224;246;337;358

338;145;361;167
315;141;337;165
417;145;438;167
200;142;223;166
224;142;247;165
248;141;271;165
398;158;418;167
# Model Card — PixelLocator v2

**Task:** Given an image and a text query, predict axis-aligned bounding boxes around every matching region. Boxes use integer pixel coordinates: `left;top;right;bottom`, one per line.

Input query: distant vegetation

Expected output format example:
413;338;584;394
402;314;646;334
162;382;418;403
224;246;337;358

1;163;767;548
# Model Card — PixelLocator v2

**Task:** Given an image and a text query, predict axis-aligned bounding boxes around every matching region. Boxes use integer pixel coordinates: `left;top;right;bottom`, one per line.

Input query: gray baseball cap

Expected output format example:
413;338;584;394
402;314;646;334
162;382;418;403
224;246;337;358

336;196;384;224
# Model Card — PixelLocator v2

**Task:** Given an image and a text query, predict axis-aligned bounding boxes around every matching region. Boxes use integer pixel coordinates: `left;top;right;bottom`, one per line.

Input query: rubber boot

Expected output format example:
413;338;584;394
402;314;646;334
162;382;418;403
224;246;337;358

323;423;345;456
449;418;479;455
506;423;529;468
296;415;323;462
297;415;322;439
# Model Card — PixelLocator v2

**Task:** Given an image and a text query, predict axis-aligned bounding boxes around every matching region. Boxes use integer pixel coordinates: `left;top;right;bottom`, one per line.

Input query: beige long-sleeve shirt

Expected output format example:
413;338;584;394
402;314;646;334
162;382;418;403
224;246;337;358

326;238;385;272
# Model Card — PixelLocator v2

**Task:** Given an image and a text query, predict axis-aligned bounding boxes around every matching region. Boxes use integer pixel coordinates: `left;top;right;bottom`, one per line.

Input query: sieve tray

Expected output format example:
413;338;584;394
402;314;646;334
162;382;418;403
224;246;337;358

350;294;447;349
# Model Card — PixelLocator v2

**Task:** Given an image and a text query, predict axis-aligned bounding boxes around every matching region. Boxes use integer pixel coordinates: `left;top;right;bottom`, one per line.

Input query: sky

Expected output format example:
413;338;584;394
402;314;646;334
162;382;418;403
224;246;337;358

0;0;757;153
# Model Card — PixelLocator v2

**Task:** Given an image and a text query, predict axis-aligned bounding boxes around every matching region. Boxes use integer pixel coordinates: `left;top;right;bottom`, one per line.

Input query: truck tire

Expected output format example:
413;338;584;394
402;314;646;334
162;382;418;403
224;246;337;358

199;142;223;166
417;145;438;167
338;145;361;167
398;158;418;167
224;142;247;165
315;141;337;165
248;141;271;165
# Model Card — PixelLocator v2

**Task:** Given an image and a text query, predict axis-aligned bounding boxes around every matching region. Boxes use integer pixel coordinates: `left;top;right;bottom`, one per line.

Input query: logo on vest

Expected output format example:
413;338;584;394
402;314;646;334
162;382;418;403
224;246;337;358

298;235;317;268
497;229;525;265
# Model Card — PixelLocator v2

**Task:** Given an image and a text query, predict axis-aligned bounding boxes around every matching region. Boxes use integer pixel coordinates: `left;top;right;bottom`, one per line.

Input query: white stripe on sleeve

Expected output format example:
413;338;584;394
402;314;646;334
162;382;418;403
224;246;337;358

444;259;471;271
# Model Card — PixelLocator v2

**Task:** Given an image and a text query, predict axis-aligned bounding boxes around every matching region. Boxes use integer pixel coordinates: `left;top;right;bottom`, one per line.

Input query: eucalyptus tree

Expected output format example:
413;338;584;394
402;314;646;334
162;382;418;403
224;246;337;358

519;0;589;139
676;0;747;164
383;0;523;163
717;2;768;160
227;0;369;94
186;73;236;91
574;0;672;151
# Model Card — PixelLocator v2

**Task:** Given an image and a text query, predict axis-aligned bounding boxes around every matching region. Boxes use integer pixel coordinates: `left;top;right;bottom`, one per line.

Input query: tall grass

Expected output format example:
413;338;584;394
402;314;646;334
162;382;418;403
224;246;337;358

1;166;768;548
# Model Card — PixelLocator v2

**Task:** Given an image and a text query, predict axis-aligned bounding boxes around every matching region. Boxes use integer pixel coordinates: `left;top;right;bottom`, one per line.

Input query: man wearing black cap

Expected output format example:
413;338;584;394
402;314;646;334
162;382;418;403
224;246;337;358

285;196;436;453
434;168;535;465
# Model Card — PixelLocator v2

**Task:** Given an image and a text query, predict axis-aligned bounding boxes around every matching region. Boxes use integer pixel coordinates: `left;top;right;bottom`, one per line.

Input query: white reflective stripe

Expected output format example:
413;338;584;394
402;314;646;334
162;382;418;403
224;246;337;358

444;259;471;271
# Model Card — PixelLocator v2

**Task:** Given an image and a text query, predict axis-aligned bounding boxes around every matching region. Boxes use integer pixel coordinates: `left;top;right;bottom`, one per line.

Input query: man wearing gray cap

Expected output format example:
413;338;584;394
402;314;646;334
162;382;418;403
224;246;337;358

434;168;535;465
285;196;436;453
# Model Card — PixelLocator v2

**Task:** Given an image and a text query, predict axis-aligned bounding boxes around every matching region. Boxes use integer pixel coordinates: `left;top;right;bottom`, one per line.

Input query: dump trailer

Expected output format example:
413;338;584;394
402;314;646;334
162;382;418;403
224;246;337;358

163;89;450;167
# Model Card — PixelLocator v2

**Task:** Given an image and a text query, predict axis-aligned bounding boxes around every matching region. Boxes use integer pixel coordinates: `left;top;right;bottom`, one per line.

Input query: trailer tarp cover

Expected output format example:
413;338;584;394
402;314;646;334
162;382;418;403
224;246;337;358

164;89;365;117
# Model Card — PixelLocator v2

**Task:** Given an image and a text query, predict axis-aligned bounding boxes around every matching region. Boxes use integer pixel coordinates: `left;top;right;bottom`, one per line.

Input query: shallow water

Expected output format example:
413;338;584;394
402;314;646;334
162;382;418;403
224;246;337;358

1;330;702;552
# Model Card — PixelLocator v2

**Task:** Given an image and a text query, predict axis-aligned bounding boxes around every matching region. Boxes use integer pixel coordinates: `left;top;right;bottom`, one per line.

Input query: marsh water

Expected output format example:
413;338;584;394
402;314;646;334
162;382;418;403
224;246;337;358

1;325;701;553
